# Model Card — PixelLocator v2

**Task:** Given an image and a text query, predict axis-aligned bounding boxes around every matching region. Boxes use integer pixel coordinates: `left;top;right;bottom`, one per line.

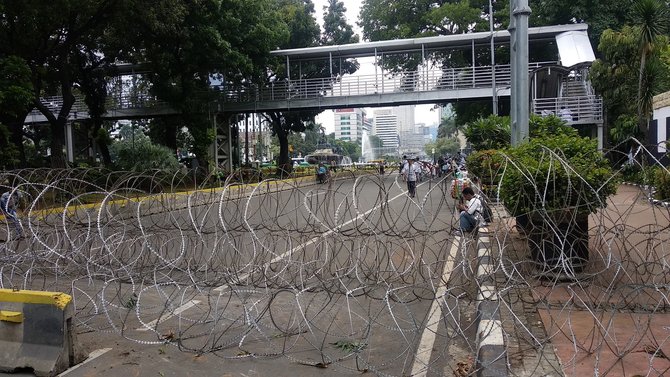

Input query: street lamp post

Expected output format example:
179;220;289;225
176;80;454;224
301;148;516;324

490;0;498;115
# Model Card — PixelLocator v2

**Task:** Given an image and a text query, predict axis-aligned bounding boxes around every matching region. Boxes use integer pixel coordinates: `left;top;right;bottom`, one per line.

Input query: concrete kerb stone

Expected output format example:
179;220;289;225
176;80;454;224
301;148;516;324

0;289;83;376
454;228;508;376
470;220;508;377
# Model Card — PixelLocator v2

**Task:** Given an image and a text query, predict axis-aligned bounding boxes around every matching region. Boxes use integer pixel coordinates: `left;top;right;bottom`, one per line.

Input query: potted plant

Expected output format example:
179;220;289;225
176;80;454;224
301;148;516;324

498;120;618;276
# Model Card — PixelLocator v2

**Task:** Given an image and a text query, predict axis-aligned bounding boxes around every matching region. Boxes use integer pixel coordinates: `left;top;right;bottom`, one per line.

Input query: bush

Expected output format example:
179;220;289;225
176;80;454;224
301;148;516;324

620;164;658;186
654;167;670;201
463;115;511;151
466;150;505;197
110;139;179;172
499;126;618;217
466;150;504;182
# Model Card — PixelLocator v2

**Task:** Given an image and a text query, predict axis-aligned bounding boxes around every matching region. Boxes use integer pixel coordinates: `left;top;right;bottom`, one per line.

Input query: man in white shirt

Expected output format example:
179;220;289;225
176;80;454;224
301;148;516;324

401;157;421;198
456;187;482;233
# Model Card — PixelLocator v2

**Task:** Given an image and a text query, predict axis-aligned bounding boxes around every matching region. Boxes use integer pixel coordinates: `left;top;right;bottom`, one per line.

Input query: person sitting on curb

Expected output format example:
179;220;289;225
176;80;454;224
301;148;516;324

454;187;482;234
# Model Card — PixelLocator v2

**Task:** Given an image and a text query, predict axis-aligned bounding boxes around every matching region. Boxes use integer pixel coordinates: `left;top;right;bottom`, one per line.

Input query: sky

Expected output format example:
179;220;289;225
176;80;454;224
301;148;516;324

311;0;439;133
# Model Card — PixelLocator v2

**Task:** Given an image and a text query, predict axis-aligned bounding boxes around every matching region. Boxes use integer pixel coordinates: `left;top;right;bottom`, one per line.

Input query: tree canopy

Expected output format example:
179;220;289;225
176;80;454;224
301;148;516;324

0;0;289;169
264;0;360;174
357;0;655;131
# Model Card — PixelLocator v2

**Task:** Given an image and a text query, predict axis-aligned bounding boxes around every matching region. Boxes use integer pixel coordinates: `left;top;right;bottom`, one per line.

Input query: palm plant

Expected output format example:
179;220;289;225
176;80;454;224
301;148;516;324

632;0;669;136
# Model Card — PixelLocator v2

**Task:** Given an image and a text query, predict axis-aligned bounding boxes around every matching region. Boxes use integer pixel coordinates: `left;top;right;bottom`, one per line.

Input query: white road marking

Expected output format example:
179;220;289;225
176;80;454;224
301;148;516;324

135;300;201;331
57;348;112;376
477;263;494;278
477;285;498;301
214;187;413;293
410;236;459;376
478;319;505;346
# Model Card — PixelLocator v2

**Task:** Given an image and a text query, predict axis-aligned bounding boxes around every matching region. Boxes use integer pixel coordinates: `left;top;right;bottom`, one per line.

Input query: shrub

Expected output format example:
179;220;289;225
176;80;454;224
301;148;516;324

463;115;511;151
499;126;618;217
466;150;505;197
654;167;670;201
466;150;504;181
110;139;179;171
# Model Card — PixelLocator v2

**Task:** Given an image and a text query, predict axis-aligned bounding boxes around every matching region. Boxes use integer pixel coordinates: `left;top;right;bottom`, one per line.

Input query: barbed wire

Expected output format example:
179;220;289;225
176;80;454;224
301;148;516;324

1;139;669;376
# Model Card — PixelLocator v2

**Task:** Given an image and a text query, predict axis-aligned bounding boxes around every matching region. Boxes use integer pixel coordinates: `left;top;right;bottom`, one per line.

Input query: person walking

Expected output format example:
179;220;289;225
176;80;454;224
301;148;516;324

401;157;421;198
1;190;23;238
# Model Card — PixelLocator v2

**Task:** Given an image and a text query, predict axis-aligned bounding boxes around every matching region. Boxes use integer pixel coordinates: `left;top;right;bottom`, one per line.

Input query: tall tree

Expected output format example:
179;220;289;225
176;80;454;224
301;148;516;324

590;26;641;143
114;0;288;170
438;112;463;138
0;0;121;168
264;0;321;174
0;56;33;168
528;0;634;48
631;0;669;138
265;0;359;174
591;21;670;150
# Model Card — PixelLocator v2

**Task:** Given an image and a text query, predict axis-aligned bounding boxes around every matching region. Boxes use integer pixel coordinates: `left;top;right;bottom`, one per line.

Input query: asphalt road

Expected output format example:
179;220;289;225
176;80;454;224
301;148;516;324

2;173;483;377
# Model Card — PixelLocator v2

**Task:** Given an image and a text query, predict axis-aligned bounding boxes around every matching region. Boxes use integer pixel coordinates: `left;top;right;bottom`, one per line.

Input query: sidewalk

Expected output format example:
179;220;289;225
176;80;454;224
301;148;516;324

488;184;670;376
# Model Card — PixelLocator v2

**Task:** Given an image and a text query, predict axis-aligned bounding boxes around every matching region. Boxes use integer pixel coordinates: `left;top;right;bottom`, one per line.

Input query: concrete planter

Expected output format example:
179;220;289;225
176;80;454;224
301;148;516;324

525;212;589;276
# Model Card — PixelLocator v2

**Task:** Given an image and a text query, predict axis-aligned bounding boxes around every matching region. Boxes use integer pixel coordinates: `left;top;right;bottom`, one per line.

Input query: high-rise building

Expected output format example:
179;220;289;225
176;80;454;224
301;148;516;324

333;108;369;142
395;106;415;134
373;109;399;150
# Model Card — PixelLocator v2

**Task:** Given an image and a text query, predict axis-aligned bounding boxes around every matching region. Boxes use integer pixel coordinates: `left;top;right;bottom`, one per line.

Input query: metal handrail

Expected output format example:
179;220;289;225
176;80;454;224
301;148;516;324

27;93;170;120
219;62;559;103
25;61;603;125
532;95;603;123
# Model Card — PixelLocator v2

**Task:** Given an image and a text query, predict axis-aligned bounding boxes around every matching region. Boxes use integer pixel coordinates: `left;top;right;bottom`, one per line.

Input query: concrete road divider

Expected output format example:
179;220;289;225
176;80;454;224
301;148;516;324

0;288;82;376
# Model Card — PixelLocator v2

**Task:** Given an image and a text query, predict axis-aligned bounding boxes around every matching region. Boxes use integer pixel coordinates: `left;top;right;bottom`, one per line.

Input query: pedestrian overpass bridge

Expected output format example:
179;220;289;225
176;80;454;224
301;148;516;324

25;23;602;168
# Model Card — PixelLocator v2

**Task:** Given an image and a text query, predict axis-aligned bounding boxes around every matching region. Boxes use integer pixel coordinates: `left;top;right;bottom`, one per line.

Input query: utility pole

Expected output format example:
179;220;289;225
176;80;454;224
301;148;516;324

510;0;531;145
244;113;249;165
490;0;498;115
509;0;517;145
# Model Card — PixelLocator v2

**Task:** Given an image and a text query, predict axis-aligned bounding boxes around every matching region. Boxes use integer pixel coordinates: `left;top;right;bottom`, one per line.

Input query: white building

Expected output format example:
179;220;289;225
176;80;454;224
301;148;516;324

373;108;399;150
334;108;369;142
651;90;670;163
395;106;415;134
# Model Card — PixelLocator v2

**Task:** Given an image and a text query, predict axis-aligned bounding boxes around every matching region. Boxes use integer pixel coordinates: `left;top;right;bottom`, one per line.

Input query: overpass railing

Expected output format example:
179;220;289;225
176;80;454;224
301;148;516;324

26;93;170;122
220;62;558;103
25;61;603;126
532;95;603;124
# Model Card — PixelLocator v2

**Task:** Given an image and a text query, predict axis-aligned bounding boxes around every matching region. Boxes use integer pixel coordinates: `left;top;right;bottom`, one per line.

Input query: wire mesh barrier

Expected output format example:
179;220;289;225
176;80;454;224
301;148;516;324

0;143;669;376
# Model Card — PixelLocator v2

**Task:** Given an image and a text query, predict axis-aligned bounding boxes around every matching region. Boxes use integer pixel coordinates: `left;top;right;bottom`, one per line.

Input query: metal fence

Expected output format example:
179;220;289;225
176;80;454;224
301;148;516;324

532;95;603;124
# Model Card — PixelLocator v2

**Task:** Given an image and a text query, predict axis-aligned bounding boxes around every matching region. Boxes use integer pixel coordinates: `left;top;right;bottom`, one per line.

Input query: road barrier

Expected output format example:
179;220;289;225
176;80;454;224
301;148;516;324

0;288;80;376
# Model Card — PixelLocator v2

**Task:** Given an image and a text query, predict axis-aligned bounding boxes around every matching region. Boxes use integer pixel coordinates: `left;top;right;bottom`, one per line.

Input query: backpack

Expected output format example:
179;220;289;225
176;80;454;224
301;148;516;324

476;195;493;223
481;200;493;223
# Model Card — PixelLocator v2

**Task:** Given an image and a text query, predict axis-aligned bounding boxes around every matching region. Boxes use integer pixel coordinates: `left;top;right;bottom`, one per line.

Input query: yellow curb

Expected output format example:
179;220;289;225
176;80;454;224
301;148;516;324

0;175;316;222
